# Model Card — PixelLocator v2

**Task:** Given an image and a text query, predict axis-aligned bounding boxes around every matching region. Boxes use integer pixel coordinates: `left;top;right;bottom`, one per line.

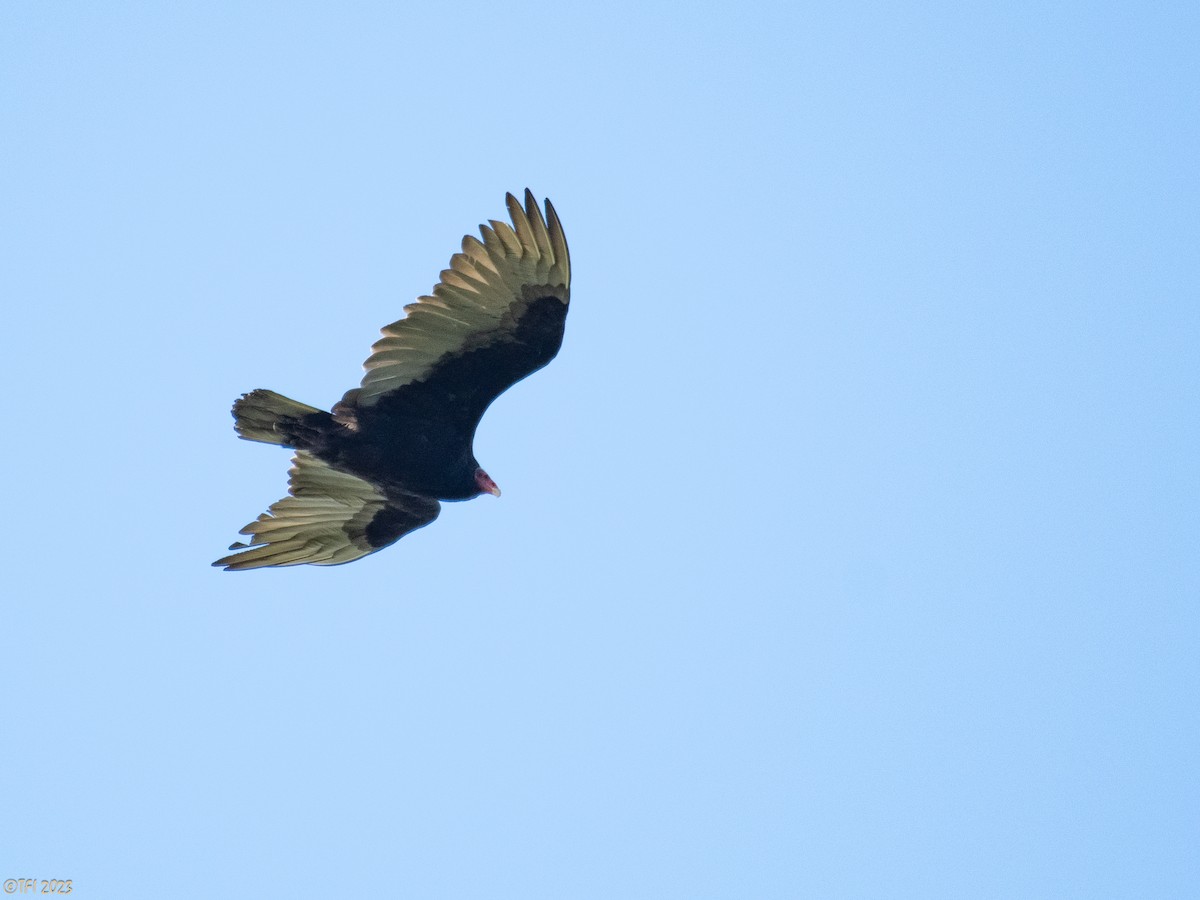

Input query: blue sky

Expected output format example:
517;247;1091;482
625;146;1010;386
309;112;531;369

1;2;1196;897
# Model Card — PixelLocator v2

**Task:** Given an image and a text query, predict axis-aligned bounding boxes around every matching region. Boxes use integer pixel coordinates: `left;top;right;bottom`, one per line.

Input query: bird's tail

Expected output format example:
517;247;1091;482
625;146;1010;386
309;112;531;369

230;389;322;446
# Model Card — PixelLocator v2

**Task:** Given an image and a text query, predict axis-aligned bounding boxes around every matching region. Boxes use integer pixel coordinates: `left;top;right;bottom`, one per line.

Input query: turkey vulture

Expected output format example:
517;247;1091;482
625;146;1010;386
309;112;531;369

214;190;570;570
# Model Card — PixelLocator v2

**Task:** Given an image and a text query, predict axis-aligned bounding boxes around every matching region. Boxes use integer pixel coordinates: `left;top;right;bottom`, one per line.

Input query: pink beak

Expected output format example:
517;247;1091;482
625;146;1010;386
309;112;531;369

475;468;501;497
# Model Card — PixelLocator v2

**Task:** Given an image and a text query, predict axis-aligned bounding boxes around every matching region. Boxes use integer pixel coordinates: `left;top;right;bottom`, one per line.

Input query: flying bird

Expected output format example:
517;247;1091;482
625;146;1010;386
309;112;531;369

214;190;570;570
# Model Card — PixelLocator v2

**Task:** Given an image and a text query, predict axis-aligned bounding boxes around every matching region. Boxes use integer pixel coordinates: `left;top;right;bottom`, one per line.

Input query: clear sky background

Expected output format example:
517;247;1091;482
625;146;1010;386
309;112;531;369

2;2;1197;898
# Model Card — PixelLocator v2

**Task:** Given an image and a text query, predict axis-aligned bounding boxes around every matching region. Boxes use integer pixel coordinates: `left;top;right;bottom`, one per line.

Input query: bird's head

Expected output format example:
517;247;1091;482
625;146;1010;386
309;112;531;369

474;467;501;498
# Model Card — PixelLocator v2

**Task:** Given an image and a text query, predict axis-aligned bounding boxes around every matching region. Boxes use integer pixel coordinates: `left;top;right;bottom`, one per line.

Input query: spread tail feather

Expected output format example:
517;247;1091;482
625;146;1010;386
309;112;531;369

231;389;322;445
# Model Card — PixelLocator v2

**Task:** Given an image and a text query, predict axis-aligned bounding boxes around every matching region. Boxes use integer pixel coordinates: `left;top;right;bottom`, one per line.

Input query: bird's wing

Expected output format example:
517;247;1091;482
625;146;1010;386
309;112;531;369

213;451;440;570
337;190;571;428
